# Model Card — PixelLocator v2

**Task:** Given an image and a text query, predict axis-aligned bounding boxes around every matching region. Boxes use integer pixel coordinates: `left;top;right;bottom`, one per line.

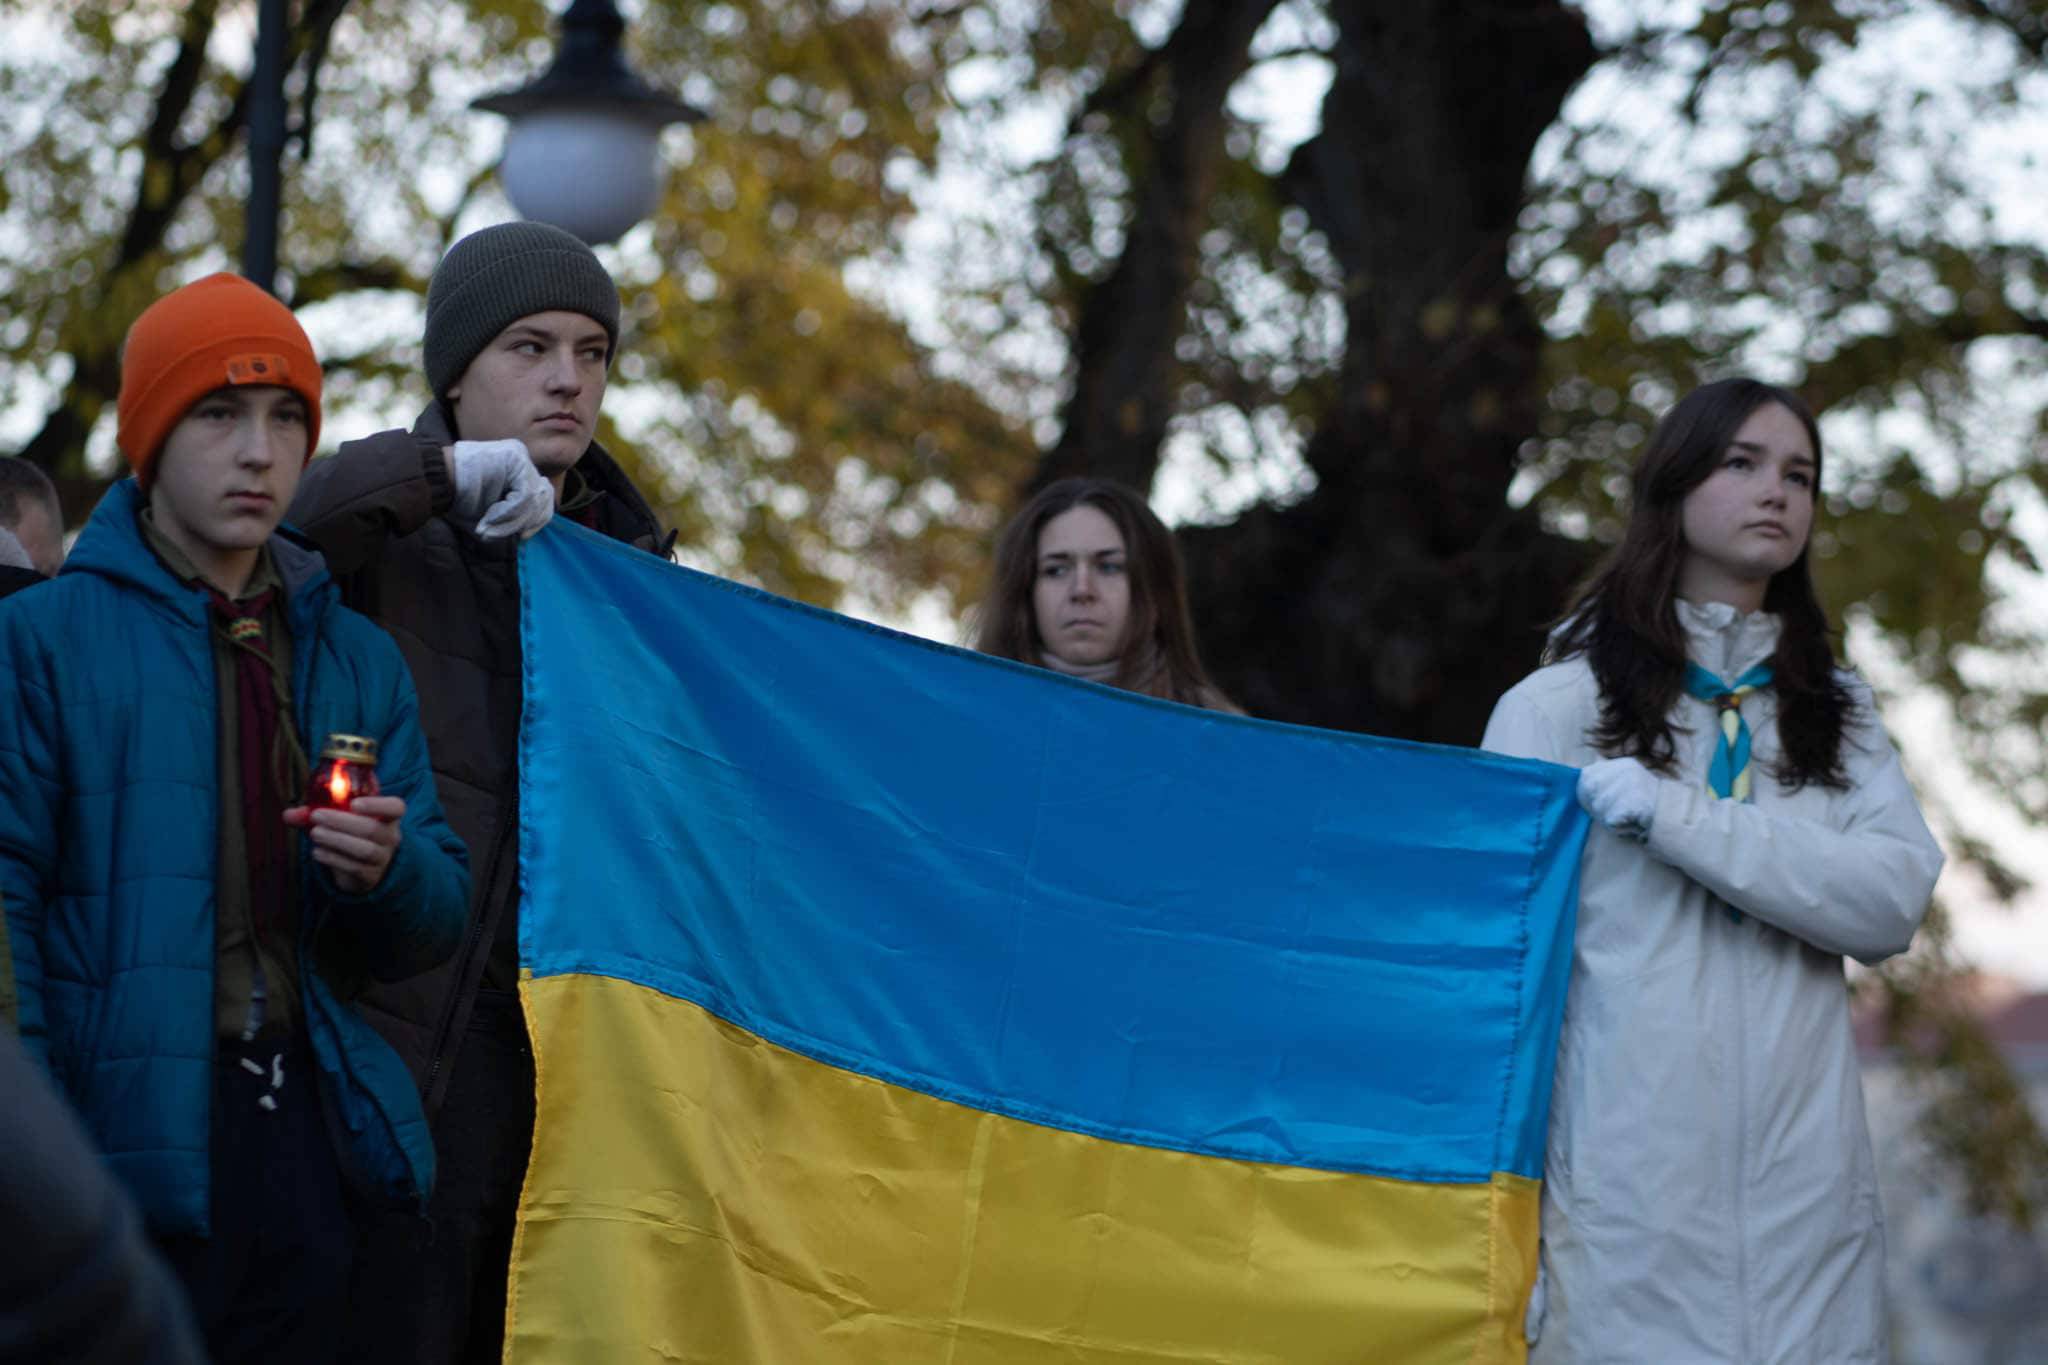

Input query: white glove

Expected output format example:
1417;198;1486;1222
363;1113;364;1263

447;439;553;542
1577;757;1659;842
0;527;30;571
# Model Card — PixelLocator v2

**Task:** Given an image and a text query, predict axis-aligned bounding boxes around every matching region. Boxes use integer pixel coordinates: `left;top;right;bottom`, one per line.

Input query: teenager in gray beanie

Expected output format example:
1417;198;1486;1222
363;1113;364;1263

288;219;673;1365
422;219;621;400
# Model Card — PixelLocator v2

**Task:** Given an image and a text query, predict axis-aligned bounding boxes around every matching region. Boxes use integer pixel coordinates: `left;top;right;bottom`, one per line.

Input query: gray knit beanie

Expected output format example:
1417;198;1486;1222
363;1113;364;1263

423;221;621;398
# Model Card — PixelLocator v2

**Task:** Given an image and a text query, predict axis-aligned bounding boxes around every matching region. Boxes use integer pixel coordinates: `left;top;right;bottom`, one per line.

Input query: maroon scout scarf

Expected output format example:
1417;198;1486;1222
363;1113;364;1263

207;589;307;939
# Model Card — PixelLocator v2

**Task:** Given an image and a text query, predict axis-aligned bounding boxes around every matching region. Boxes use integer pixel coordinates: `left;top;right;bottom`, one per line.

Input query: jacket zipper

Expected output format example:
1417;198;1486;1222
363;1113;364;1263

1732;918;1750;1361
421;815;517;1114
418;533;533;1116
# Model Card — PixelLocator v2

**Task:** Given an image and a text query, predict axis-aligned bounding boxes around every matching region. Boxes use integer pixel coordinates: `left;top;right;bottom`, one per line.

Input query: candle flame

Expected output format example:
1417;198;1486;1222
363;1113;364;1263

329;768;351;806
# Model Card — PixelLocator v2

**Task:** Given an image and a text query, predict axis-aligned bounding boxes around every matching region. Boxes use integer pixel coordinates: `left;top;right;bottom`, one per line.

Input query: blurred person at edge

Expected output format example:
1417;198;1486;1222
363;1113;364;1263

288;220;673;1365
0;273;470;1363
1482;377;1943;1363
0;1023;208;1365
0;456;64;597
974;476;1243;714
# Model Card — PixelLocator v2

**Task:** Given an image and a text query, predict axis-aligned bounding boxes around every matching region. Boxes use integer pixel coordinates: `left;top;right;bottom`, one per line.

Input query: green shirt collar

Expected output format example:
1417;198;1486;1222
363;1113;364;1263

138;507;281;602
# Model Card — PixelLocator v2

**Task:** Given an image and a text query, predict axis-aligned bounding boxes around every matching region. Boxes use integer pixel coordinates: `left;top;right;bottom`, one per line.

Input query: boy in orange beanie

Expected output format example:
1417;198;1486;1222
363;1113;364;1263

0;273;471;1364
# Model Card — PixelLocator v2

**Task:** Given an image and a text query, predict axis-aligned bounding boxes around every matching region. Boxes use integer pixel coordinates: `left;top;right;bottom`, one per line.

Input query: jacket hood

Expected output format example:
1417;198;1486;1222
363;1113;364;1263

411;402;665;549
65;478;335;628
1675;597;1781;681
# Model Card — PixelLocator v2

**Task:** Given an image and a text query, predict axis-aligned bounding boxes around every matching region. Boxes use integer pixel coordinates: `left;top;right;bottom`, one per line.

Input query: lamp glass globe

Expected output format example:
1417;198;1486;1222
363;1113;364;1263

500;110;661;244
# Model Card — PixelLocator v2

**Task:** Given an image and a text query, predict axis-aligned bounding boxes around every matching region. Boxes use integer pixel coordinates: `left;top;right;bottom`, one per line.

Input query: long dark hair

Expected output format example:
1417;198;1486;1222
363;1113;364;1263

1548;378;1855;790
974;477;1235;710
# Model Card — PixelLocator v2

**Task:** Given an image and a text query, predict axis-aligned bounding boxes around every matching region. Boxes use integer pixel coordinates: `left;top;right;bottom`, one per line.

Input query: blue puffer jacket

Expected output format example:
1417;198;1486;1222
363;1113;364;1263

0;480;470;1238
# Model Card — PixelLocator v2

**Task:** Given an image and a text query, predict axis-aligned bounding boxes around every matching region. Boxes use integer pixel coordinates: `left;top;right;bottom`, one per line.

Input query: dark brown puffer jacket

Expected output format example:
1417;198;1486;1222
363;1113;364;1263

287;403;669;1113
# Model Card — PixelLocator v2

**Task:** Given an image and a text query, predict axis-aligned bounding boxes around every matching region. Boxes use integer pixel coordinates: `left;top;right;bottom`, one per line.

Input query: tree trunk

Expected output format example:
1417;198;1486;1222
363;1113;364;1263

1036;0;1284;493
1189;0;1600;743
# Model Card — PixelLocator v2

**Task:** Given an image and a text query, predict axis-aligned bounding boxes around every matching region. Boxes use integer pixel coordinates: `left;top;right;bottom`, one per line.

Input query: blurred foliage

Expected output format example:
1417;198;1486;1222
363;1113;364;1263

1867;901;2048;1223
0;0;1035;610
912;0;2048;867
1517;1;2048;838
6;0;2048;664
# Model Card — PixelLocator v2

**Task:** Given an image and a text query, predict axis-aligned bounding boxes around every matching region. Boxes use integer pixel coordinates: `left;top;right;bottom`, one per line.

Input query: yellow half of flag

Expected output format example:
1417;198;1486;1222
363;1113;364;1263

510;972;1538;1364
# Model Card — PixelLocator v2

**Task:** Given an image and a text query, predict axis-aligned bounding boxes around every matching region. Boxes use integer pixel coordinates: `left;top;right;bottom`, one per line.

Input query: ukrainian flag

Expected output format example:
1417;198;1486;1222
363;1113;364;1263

508;523;1586;1363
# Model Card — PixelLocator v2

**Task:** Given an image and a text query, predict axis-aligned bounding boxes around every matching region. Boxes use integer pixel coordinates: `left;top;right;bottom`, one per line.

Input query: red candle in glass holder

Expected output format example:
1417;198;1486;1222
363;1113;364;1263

305;733;381;811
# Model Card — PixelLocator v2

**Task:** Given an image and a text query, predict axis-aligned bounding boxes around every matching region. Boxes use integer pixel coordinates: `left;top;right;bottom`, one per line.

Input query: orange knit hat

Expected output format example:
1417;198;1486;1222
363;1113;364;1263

116;273;323;483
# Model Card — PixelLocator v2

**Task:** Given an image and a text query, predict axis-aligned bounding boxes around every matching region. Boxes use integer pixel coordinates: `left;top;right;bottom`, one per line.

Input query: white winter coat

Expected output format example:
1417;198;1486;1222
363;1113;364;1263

1481;600;1943;1365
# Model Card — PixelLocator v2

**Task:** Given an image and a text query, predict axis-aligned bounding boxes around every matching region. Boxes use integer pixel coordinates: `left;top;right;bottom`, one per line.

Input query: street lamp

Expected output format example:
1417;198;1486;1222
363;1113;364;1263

472;0;705;245
242;0;292;294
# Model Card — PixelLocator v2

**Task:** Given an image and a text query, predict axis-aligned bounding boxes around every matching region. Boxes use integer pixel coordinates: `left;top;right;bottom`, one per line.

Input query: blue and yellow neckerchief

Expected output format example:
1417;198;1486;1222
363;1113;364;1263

1684;662;1773;924
1683;662;1774;803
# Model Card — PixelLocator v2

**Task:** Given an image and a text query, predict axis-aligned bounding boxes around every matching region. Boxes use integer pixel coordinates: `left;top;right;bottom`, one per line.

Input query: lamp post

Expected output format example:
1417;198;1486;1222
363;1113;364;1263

242;0;292;293
472;0;704;245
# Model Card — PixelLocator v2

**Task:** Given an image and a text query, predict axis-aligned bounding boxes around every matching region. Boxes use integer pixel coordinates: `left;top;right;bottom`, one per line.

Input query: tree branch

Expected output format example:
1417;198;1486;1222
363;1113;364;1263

291;0;356;158
289;257;422;306
1034;0;1285;493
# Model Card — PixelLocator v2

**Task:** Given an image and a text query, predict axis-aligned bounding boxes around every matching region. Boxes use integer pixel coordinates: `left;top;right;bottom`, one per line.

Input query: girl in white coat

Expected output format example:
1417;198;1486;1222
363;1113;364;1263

1483;378;1943;1364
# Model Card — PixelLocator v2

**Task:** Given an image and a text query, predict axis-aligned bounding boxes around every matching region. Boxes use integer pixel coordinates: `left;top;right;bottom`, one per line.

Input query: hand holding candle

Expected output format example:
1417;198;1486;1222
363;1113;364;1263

285;794;407;894
285;734;403;893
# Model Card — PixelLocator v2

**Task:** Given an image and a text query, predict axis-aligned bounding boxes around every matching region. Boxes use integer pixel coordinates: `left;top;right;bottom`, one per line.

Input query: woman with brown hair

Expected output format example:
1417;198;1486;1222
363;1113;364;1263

974;477;1241;713
1481;377;1943;1362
